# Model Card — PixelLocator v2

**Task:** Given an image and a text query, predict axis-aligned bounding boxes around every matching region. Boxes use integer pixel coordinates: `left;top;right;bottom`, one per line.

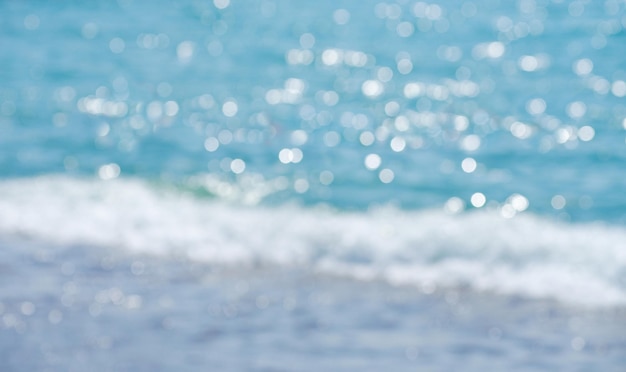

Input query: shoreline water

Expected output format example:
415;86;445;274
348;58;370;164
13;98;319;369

1;237;625;371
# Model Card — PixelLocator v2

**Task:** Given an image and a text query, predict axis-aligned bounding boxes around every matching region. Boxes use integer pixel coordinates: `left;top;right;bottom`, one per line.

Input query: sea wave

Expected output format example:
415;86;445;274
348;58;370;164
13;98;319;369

1;175;625;307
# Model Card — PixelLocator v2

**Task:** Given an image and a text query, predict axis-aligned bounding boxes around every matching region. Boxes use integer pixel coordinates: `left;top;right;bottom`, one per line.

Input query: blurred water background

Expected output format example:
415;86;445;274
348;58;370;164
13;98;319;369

1;0;626;370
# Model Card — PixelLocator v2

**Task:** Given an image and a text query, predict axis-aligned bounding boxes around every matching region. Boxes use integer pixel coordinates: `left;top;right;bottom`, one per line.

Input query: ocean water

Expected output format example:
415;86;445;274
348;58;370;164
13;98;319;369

1;0;626;370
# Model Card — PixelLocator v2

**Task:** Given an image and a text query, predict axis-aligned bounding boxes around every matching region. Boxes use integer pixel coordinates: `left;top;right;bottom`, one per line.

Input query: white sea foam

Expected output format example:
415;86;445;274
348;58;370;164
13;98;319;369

1;176;625;307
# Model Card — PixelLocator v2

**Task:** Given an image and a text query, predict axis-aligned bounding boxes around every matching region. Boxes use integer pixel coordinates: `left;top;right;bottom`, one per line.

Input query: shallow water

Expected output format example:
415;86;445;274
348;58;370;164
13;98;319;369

1;238;625;371
1;0;626;370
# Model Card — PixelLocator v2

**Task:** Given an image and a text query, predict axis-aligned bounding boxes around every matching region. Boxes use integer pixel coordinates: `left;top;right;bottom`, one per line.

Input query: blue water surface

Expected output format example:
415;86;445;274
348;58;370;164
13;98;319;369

2;0;626;219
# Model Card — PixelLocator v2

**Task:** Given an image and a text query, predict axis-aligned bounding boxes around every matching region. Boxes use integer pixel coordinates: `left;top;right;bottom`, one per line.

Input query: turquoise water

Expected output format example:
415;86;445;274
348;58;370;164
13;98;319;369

3;0;626;220
1;0;626;370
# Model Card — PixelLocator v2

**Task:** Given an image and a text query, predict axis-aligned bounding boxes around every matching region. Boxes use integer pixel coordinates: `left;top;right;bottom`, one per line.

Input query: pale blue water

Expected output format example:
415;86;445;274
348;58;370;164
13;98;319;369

1;0;626;370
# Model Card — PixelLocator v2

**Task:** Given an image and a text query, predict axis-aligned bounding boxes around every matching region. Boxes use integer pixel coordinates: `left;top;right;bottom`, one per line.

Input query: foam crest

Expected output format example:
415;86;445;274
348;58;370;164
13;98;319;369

1;176;625;306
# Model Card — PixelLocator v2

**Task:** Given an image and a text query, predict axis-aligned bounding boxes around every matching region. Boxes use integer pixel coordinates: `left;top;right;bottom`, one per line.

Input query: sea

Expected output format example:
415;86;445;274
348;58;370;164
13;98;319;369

1;0;625;370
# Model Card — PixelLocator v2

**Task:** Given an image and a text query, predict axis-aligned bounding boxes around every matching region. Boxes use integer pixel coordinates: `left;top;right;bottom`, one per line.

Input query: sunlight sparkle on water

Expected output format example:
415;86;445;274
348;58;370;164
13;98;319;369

10;0;624;218
362;80;384;98
461;158;477;173
364;154;382;170
471;192;486;208
379;168;394;184
98;163;121;180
